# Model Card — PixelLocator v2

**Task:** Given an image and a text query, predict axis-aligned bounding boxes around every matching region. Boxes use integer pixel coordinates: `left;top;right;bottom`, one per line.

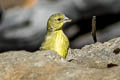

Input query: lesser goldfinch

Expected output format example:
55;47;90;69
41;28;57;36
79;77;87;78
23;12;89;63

40;13;72;58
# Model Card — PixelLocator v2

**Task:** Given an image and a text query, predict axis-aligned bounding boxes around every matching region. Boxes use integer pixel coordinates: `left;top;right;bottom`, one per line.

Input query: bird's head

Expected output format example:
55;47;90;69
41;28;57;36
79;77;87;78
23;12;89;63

47;13;72;31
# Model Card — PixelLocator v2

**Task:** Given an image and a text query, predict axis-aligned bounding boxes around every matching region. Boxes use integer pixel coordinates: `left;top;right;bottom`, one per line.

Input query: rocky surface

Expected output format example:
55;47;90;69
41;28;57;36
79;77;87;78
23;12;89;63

1;37;120;80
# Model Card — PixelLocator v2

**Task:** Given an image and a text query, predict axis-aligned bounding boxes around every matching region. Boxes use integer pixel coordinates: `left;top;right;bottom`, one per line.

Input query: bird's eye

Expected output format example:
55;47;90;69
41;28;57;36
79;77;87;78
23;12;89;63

57;18;62;21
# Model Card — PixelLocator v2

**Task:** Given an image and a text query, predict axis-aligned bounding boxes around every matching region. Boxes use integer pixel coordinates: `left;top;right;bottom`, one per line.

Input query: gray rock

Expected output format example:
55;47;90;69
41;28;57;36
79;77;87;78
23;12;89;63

67;37;120;68
0;37;120;80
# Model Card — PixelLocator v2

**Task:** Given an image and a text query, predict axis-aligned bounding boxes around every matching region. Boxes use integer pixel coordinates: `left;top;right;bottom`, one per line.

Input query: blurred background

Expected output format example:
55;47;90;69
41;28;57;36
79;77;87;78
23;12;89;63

0;0;120;52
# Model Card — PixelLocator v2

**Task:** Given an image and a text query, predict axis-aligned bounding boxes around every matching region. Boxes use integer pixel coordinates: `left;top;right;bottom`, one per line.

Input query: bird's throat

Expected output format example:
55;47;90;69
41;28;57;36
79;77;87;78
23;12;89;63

47;25;62;32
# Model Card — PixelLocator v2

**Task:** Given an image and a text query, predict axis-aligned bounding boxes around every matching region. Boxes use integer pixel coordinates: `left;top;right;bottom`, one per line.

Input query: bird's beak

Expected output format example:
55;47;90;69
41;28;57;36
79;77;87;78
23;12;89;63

64;17;72;23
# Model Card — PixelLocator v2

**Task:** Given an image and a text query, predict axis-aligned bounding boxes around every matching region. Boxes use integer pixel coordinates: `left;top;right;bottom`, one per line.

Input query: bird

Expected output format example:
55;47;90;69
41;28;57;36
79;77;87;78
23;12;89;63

40;13;72;58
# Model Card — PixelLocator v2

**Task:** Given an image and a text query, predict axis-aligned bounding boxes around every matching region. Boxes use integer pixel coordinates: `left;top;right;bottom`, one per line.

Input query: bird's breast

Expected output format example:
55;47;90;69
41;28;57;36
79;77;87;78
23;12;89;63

41;30;69;57
45;30;69;49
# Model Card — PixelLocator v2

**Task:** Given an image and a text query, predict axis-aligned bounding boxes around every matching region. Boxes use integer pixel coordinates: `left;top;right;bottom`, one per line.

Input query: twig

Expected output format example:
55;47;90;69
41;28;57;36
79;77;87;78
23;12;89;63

91;16;97;43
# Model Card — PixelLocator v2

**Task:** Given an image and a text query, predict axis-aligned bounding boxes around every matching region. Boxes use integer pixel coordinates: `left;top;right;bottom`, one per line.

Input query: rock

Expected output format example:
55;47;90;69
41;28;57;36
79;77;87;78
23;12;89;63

1;37;120;80
67;37;120;68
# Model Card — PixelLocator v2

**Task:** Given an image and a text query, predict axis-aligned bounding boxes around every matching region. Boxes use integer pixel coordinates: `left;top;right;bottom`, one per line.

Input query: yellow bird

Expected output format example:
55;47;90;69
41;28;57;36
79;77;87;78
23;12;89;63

40;13;72;58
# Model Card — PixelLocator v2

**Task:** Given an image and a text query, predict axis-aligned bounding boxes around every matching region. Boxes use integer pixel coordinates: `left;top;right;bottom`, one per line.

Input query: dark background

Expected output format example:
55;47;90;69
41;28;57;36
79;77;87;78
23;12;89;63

0;0;120;52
